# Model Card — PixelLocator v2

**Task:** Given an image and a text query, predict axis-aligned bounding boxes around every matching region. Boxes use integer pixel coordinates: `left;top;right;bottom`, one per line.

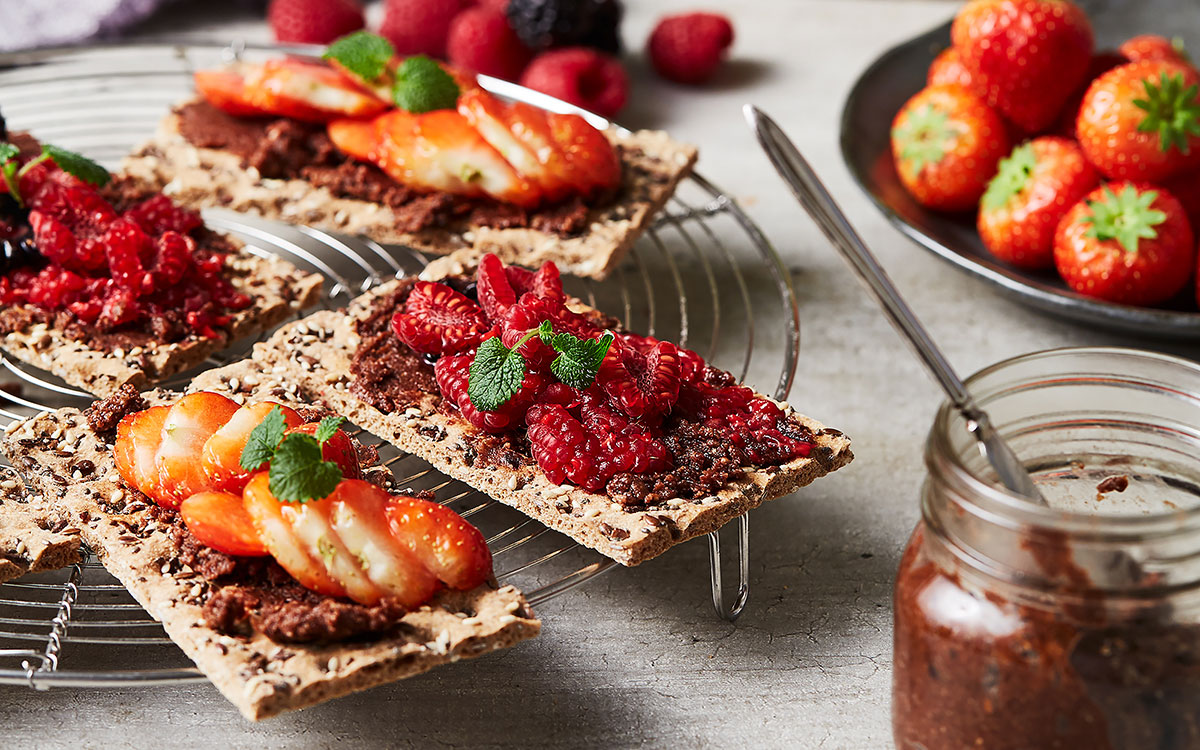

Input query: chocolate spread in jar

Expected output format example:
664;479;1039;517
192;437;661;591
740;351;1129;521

174;100;601;237
893;523;1200;750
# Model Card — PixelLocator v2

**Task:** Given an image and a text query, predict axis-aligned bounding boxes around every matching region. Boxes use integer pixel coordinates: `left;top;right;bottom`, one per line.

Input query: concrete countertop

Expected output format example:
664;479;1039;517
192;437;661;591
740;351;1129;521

3;0;1187;747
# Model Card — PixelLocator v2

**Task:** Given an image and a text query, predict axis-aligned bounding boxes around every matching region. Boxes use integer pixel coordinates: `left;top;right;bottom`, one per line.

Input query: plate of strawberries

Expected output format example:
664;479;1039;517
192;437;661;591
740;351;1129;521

841;0;1200;337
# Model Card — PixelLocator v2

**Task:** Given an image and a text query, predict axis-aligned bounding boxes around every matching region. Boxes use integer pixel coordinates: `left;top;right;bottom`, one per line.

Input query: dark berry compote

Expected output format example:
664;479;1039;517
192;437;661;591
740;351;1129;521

0;151;250;342
365;253;817;508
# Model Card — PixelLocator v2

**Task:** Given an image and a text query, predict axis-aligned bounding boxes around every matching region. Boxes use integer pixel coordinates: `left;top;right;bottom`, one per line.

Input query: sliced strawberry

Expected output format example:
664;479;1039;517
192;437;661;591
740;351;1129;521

180;491;269;557
287;422;362;481
155;392;240;508
285;487;385;606
114;405;171;505
326;116;383;163
242;473;350;599
384;494;493;591
201;402;303;494
596;336;682;419
545;112;621;195
326;480;442;607
391;280;491;356
195;60;388;123
459;89;573;200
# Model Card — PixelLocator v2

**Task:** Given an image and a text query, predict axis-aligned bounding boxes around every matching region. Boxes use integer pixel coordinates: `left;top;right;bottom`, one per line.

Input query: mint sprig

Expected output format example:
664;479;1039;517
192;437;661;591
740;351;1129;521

237;407;351;503
324;31;395;82
467;323;614;412
0;141;110;207
393;55;461;113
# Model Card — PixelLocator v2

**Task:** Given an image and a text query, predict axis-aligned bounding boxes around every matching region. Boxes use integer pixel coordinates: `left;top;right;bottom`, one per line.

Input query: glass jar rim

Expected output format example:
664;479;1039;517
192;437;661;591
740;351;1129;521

929;346;1200;540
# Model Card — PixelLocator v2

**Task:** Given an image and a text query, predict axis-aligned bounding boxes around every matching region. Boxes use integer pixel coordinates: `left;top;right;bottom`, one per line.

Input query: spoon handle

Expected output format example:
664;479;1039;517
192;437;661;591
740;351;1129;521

745;105;1045;502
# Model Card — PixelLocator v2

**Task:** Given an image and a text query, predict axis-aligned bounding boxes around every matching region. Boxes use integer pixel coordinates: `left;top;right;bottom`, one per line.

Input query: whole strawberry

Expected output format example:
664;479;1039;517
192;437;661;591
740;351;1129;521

267;0;364;45
1077;60;1200;182
1054;182;1195;306
647;12;734;86
890;84;1010;212
978;137;1097;269
1119;35;1191;67
927;48;975;89
952;0;1093;133
1053;51;1129;139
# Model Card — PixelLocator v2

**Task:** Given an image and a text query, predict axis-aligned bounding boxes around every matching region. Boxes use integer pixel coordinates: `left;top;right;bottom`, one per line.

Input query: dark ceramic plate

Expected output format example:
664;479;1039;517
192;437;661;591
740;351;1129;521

840;0;1200;339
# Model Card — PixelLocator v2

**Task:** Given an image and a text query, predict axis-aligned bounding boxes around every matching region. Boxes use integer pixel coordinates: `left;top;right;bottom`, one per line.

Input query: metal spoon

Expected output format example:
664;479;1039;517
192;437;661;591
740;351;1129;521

744;104;1048;506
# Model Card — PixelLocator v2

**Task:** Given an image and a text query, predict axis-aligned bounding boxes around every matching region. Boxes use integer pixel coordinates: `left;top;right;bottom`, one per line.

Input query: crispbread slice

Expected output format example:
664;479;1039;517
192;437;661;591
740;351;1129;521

122;107;698;280
213;279;853;567
0;361;540;720
0;468;82;583
0;243;323;398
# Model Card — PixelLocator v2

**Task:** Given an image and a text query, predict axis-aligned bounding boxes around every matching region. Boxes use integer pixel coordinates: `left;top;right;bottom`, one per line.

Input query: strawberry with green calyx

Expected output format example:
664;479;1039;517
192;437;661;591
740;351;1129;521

978;137;1098;269
890;84;1010;212
0;141;109;207
1077;60;1200;182
1054;182;1195;306
952;0;1094;133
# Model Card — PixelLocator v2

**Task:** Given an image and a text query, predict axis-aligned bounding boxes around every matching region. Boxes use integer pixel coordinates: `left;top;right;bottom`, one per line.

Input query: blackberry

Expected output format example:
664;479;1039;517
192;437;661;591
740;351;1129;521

1;236;42;274
506;0;623;54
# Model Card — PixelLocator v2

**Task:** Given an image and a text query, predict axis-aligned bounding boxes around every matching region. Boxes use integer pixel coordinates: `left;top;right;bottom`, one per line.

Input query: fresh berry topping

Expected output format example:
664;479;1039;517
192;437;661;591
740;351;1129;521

202;402;304;495
505;0;624;53
393;55;462;113
123;194;203;235
114;404;172;506
155;392;241;508
596;335;681;419
447;6;535;82
499;291;596;370
676;382;813;465
392;280;491;356
180;491;270;558
437;350;550;432
384;494;493;591
647;12;734;85
476;254;563;321
267;0;365;45
519;48;628;118
927;48;975;89
287;422;363;481
380;0;465;58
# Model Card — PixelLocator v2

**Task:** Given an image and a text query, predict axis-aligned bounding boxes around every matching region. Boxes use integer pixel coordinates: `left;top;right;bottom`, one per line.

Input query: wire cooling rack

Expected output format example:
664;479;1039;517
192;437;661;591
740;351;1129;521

0;42;800;689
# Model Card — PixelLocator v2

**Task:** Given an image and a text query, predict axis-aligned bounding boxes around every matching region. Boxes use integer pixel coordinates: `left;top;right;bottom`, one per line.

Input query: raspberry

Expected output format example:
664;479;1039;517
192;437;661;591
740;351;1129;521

520;48;627;117
102;218;153;293
436;350;550;433
595;336;681;419
380;0;465;57
476;253;562;322
447;6;534;82
499;291;596;371
676;381;813;465
505;0;623;54
267;0;365;45
124;194;203;236
392;281;491;356
647;12;734;85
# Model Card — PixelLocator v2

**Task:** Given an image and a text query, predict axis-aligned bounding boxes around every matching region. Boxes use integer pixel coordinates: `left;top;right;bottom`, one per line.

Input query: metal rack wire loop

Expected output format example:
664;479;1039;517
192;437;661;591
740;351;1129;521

0;41;800;686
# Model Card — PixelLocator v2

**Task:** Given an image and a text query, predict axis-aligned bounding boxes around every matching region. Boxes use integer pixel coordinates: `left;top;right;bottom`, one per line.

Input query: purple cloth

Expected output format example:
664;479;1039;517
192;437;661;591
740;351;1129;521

1;0;174;52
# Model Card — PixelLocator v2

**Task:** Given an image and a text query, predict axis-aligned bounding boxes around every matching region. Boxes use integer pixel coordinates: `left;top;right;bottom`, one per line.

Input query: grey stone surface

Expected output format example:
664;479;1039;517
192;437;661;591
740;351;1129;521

1;1;1185;748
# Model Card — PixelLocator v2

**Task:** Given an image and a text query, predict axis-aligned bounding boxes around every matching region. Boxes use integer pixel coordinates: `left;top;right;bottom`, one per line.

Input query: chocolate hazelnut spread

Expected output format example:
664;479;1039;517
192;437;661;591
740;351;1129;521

175;100;601;237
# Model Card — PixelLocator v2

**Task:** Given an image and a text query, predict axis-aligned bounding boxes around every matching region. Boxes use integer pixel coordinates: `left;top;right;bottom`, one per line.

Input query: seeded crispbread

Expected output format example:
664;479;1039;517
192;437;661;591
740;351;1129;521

215;278;853;567
0;468;82;583
0;239;323;399
0;360;540;720
122;106;698;280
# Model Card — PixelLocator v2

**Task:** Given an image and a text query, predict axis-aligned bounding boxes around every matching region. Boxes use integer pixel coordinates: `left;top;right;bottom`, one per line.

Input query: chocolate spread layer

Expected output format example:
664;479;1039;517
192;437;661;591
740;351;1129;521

176;100;596;236
347;283;826;508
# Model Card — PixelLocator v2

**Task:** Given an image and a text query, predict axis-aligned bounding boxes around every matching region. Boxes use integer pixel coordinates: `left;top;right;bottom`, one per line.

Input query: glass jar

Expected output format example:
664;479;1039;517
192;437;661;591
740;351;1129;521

893;347;1200;750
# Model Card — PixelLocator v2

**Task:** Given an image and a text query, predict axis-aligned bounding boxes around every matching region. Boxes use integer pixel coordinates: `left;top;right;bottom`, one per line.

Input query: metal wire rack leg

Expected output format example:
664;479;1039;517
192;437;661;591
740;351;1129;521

707;513;750;621
22;562;81;690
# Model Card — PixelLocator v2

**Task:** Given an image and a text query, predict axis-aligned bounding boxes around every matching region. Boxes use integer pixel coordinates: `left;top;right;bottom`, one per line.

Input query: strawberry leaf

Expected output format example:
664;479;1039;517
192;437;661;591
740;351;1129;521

393;55;460;113
315;415;347;444
468;336;528;412
239;405;288;472
1133;72;1200;155
268;432;343;503
324;31;395;82
1082;184;1167;254
981;142;1037;212
892;104;963;175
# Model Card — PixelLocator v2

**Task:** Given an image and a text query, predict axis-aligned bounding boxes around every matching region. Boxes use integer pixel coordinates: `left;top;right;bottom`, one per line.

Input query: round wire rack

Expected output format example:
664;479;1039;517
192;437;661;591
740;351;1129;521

0;43;800;689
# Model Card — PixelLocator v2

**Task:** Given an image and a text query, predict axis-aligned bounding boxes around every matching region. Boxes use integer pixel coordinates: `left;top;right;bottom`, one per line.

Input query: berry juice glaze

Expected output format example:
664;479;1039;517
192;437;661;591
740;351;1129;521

893;349;1200;750
350;256;816;507
0;154;249;343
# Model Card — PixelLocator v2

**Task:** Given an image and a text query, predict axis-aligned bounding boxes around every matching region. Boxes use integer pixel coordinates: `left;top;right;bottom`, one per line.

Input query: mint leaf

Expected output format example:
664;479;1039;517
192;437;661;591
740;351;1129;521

324;31;395;82
239;405;289;472
393;55;460;113
315;415;347;443
268;433;343;503
0;143;18;165
42;144;109;187
547;331;613;389
468;336;528;412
